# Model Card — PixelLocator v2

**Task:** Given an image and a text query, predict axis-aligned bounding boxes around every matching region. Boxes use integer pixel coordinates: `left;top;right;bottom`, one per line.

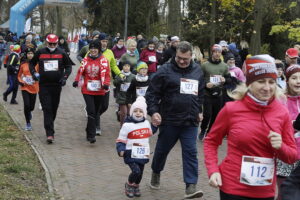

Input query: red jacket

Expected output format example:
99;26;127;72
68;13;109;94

139;48;157;73
204;94;298;198
74;55;110;95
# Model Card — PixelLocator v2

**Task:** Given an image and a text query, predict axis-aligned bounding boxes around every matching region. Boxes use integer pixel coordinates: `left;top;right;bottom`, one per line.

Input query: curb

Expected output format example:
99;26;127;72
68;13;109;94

2;103;56;200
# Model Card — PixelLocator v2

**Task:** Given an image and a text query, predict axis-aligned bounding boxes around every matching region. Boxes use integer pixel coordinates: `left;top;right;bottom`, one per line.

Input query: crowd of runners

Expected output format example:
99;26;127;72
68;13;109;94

0;30;300;199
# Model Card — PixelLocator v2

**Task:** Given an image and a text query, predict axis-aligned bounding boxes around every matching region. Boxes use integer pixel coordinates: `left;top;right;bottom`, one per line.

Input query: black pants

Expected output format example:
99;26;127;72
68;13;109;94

83;94;105;139
220;190;274;200
39;86;62;137
4;74;18;102
281;165;300;200
200;95;223;134
21;90;37;123
95;91;110;129
128;162;145;184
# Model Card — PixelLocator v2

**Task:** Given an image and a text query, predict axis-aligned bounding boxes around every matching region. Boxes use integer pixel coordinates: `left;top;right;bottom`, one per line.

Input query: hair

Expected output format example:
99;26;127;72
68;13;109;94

176;41;192;54
192;45;204;63
240;40;249;49
126;39;137;47
228;82;286;101
156;42;165;49
294;44;300;51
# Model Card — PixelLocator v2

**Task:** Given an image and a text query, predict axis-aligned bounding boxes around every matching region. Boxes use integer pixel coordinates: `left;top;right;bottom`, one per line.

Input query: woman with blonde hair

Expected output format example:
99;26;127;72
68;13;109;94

192;45;204;65
119;39;139;73
204;54;297;200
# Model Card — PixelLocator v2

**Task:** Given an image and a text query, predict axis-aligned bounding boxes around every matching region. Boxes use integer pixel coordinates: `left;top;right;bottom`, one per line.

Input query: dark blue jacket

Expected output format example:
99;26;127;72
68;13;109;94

146;57;205;127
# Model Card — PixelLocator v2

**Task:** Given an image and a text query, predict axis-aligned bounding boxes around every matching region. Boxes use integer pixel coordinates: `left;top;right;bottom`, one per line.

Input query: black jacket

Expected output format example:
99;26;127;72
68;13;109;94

161;46;176;64
146;58;205;127
126;76;150;104
7;52;20;75
30;47;72;86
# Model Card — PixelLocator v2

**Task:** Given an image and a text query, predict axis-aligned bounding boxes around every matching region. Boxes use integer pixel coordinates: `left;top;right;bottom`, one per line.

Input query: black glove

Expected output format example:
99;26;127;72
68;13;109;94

59;78;67;86
72;81;78;88
102;85;109;90
293;113;300;130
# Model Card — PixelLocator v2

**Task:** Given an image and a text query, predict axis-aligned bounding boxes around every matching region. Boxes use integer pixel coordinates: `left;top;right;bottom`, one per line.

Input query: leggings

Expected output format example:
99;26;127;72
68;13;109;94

119;104;130;126
21;90;37;123
128;162;145;185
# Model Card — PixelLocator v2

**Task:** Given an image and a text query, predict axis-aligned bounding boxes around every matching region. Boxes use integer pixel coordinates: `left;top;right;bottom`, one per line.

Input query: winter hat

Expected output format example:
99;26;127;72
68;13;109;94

219;40;228;47
245;54;277;86
89;39;101;50
92;30;100;38
148;40;155;45
26;34;33;42
211;44;222;52
224;53;235;63
286;48;299;58
13;45;21;54
136;62;148;72
130;96;147;117
286;64;300;80
99;33;108;41
171;36;180;42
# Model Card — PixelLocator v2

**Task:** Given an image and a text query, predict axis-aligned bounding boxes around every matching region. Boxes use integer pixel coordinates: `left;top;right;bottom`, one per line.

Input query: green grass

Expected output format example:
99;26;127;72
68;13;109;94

0;105;51;200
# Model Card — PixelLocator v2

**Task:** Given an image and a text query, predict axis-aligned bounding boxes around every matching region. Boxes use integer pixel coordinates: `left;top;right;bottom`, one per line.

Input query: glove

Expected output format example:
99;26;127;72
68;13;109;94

102;84;109;90
147;61;153;65
118;73;125;80
19;82;25;87
33;72;40;81
59;78;67;86
294;114;300;130
72;81;78;88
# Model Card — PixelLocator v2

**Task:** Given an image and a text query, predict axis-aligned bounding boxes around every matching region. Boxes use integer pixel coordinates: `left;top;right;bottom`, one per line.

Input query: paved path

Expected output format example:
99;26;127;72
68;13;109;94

0;53;226;200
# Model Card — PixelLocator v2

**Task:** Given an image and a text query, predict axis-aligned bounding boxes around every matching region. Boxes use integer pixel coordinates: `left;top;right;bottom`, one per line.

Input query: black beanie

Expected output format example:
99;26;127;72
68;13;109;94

89;39;101;50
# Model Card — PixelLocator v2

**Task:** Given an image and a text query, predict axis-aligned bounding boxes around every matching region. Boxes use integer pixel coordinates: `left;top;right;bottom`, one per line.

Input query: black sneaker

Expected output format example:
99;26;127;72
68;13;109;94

184;184;203;199
116;110;120;122
10;100;18;104
47;136;54;144
125;182;134;198
133;184;141;197
87;137;96;144
3;93;7;102
198;131;206;141
149;172;160;189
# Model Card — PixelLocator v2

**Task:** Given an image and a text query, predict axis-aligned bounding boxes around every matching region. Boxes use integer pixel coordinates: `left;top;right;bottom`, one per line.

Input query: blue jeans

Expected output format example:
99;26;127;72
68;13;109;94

151;125;198;184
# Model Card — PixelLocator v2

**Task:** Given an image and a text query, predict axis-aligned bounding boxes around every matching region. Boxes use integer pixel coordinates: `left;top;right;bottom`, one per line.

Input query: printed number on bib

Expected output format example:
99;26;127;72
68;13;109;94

210;76;221;84
240;156;274;186
180;78;198;95
87;80;101;91
22;76;34;85
44;60;59;71
131;142;150;159
149;56;156;62
120;83;131;92
136;86;148;96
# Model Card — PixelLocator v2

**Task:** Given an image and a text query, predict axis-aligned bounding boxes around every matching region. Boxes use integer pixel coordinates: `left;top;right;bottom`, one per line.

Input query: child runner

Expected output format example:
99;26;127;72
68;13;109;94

116;96;157;198
17;47;39;131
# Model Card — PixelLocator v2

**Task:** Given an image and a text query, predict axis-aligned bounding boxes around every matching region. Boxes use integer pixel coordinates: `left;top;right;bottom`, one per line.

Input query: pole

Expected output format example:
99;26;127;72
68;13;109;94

124;0;128;40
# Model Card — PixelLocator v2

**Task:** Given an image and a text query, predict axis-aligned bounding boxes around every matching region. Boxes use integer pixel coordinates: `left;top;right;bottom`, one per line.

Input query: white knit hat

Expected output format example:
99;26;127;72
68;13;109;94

130;96;147;117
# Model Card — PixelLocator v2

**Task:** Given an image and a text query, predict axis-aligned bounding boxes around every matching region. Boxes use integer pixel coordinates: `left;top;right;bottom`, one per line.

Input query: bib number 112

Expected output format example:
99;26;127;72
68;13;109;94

251;166;267;178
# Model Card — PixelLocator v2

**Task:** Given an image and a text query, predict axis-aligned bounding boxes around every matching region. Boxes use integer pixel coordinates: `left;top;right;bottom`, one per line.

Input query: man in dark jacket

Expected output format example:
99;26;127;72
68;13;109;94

161;36;180;64
146;41;204;199
30;34;72;144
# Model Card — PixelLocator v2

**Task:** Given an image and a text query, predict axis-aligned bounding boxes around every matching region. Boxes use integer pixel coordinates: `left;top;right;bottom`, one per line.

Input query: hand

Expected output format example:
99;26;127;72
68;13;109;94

197;113;203;122
220;76;225;83
102;85;109;90
206;82;214;88
209;172;222;188
119;151;124;157
268;131;282;150
59;78;67;86
152;113;162;126
118;73;125;80
72;81;78;88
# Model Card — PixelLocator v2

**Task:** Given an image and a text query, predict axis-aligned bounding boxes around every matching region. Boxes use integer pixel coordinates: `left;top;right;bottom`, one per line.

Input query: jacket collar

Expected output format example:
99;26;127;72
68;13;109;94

243;93;276;111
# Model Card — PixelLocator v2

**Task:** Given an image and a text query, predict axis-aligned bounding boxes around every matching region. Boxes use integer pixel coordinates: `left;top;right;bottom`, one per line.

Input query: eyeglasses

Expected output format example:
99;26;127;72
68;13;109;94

48;43;57;46
175;56;190;62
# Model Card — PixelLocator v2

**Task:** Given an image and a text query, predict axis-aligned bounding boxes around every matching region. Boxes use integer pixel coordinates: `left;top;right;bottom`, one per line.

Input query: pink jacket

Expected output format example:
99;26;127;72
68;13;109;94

204;94;297;198
229;66;246;82
286;95;300;121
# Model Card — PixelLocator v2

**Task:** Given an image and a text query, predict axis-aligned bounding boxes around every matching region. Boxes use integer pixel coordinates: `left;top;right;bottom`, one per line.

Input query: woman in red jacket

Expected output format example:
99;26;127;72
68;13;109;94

73;40;110;143
204;55;298;200
139;40;157;77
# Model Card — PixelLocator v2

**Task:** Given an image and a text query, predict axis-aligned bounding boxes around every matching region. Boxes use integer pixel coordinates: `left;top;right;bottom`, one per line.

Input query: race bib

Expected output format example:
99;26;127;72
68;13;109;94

131;142;150;159
87;80;101;91
240;156;274;186
230;71;236;77
136;86;148;96
210;76;221;84
180;78;198;95
22;75;34;85
120;83;130;92
44;60;58;71
149;56;156;62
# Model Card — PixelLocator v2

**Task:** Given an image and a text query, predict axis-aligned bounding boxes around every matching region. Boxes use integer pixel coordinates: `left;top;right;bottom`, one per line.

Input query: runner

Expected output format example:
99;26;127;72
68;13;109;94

17;47;39;131
204;55;298;200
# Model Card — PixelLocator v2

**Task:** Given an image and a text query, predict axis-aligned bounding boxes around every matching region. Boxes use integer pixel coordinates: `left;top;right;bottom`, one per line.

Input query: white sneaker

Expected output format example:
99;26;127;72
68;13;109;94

84;106;88;117
96;128;102;136
39;103;42;110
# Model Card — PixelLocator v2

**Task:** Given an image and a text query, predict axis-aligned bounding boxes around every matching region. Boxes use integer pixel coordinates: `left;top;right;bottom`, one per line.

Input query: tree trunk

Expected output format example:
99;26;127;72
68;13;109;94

39;7;45;36
56;6;62;36
249;0;264;55
209;0;216;49
167;0;181;36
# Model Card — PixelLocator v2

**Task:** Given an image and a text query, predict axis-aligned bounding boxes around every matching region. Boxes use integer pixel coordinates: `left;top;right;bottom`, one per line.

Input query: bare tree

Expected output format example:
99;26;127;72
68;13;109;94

167;0;181;36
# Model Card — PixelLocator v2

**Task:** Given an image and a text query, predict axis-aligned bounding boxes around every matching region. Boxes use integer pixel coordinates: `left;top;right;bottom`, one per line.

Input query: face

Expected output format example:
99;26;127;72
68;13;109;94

60;39;65;44
93;35;99;40
128;44;136;52
277;68;283;77
101;40;108;49
117;39;124;46
175;50;192;68
212;50;222;61
172;41;179;48
288;72;300;96
285;56;297;65
133;108;144;118
157;45;164;51
90;48;99;56
138;68;148;76
227;59;235;67
47;42;58;49
123;64;131;73
0;37;4;42
26;52;34;60
249;78;276;101
148;44;155;50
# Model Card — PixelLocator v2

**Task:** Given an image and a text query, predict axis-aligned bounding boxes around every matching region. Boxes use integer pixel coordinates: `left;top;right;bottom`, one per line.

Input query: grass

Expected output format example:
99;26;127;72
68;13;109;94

0;104;51;200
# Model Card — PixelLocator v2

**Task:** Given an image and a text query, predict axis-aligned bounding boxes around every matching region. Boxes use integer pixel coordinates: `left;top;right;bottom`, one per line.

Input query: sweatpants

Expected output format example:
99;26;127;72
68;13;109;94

220;190;274;200
151;125;198;184
21;90;37;123
83;94;105;139
200;95;223;134
95;91;110;129
4;74;18;102
128;162;145;184
39;85;62;137
281;165;300;200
